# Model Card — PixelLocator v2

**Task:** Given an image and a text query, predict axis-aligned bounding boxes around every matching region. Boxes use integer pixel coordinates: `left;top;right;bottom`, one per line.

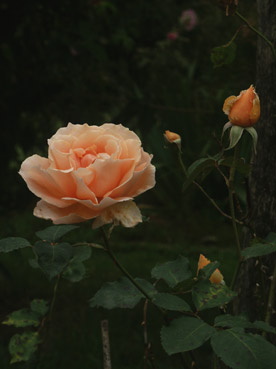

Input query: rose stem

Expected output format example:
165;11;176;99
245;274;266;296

228;145;243;290
176;144;243;225
49;273;61;320
100;228;165;316
100;228;193;369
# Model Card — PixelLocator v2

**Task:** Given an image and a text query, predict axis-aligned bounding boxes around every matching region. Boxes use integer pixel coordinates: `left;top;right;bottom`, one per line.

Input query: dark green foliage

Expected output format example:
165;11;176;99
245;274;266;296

62;260;86;283
152;293;192;312
211;42;237;68
242;233;276;259
151;256;192;287
35;225;79;243
161;316;215;355
198;261;220;280
63;246;91;282
34;241;73;280
219;157;251;177
192;280;237;311
214;314;251;329
0;238;31;253
2;309;40;328
30;299;49;316
183;157;217;191
211;328;276;369
215;314;276;334
90;277;157;309
9;332;40;364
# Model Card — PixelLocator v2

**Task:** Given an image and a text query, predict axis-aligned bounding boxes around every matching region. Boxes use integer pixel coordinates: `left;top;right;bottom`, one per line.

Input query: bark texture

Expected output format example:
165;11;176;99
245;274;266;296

235;0;276;322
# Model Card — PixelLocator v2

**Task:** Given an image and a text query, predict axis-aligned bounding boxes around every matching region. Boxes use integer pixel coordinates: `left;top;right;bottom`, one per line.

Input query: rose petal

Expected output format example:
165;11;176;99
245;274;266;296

92;200;142;229
19;155;76;207
90;158;135;198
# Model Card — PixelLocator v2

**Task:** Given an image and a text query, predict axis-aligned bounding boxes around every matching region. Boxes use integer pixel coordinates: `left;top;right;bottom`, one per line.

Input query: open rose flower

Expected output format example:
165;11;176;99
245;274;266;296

197;254;224;285
19;123;156;227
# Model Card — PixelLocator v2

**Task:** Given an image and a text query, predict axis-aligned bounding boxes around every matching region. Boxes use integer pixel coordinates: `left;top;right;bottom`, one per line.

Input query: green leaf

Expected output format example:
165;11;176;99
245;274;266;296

192;280;236;311
226;125;244;150
183;158;216;191
152;293;192;312
90;277;156;309
151;256;192;288
219;157;251;177
63;260;86;282
214;315;276;335
242;232;276;260
9;332;40;363
71;245;91;262
265;232;276;243
62;246;91;282
198;261;220;280
211;42;237;68
3;309;40;328
161;316;215;355
214;314;251;328
30;299;49;316
0;237;31;253
245;127;258;154
29;258;39;269
242;243;276;260
34;241;73;280
35;225;79;242
211;328;276;369
251;321;276;335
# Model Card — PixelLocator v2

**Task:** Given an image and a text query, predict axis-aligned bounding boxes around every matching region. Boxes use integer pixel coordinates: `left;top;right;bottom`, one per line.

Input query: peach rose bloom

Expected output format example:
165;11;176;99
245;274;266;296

197;254;224;285
223;85;260;127
19;123;156;226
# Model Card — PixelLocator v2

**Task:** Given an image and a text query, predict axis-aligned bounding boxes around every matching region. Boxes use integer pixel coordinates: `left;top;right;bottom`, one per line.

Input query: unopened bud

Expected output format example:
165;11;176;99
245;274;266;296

164;130;181;145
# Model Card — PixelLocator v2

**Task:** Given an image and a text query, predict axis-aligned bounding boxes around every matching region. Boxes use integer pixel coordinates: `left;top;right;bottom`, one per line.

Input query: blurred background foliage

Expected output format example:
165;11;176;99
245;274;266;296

1;0;259;367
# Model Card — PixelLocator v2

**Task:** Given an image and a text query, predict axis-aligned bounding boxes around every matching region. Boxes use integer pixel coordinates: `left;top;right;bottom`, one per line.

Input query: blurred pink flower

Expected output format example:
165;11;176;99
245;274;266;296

180;9;198;31
167;31;178;41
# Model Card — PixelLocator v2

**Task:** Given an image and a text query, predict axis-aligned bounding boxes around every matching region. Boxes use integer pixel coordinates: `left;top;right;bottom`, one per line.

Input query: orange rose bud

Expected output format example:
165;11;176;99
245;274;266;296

197;254;224;285
223;85;260;127
164;130;181;144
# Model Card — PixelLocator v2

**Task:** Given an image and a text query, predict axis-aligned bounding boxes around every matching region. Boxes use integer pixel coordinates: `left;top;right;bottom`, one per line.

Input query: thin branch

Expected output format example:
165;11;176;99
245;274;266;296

235;11;276;61
101;320;112;369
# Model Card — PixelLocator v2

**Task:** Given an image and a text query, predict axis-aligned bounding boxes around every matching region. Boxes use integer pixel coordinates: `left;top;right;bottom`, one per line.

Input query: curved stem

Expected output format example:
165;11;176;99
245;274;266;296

236;11;276;61
177;146;243;225
193;180;243;225
100;228;166;317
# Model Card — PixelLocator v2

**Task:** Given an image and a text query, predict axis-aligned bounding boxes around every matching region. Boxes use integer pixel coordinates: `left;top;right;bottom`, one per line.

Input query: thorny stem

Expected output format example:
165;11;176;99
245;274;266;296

235;11;276;61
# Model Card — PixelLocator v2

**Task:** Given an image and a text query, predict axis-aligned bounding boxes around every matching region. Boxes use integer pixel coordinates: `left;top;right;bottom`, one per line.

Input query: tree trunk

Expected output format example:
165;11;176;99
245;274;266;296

235;0;276;324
